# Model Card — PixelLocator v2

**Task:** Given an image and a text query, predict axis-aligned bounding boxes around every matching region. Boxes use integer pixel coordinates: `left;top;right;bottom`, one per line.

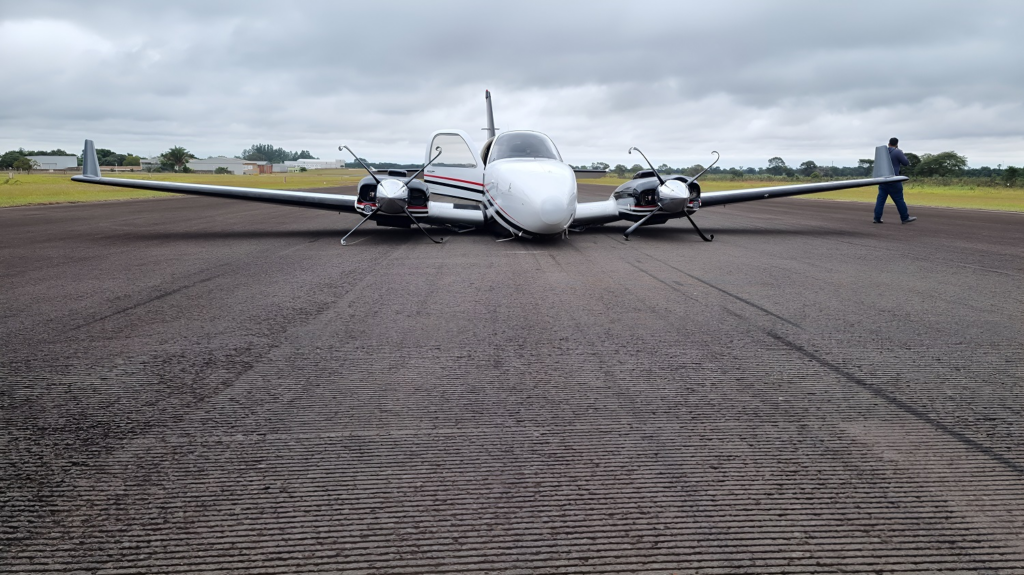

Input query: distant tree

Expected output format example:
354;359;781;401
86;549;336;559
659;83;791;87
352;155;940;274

13;157;37;173
613;164;628;178
684;164;704;177
0;150;26;169
1002;166;1020;187
902;152;921;176
809;171;821;179
298;166;308;172
727;167;744;179
798;160;818;177
214;166;232;174
242;143;318;163
766;156;787;176
857;158;874;177
590;162;609;171
629;163;644;175
915;151;967;177
100;153;127;167
124;155;141;167
160;146;196;172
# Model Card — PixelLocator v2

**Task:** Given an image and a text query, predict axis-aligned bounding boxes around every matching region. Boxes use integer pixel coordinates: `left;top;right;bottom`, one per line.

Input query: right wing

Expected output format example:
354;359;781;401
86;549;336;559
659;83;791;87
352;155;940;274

700;175;907;207
702;144;906;207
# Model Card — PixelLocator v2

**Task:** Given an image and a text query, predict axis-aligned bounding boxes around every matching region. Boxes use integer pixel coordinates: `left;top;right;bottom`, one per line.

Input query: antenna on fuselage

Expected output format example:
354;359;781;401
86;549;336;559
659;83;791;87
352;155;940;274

483;90;497;139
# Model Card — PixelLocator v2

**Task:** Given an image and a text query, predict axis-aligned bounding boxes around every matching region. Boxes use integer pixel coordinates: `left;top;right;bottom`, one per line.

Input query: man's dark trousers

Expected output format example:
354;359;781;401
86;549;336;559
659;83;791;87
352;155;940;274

875;182;910;222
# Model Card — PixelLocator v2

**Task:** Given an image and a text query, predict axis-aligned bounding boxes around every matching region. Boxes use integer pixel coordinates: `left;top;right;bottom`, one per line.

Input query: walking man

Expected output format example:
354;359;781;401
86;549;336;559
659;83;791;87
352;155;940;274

874;138;916;223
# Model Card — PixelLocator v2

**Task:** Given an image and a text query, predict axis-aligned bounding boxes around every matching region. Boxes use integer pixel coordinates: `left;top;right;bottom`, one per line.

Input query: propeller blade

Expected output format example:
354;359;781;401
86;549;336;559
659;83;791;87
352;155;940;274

689;151;721;182
339;145;382;186
404;146;443;186
623;205;662;240
683;212;714;242
628;147;665;186
340;207;378;246
403;207;445;244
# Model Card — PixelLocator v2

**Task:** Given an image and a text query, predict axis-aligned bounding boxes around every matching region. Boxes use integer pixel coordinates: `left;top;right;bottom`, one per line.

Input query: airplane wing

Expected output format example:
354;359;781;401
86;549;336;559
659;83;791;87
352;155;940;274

71;140;359;213
573;145;907;226
700;175;907;207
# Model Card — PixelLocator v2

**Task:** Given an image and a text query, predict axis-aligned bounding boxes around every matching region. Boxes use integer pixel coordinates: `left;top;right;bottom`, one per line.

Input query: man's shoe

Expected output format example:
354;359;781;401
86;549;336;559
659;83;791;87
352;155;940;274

902;216;917;224
873;219;883;224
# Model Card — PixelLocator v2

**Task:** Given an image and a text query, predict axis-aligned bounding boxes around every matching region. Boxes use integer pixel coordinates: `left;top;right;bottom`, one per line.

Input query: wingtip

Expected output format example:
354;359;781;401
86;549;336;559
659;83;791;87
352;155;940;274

81;139;100;178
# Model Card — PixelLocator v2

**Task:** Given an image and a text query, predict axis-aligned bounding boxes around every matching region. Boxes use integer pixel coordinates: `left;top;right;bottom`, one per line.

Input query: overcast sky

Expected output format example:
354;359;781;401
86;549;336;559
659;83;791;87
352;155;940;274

2;0;1022;168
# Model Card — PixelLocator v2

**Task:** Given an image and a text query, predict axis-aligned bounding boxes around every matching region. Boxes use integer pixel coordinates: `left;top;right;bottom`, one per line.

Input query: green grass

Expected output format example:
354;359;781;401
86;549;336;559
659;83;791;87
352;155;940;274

582;175;1024;212
0;170;367;208
4;171;1023;212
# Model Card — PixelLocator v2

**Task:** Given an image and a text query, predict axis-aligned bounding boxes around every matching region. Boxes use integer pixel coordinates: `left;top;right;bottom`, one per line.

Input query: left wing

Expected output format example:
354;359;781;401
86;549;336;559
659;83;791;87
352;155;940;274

71;140;359;213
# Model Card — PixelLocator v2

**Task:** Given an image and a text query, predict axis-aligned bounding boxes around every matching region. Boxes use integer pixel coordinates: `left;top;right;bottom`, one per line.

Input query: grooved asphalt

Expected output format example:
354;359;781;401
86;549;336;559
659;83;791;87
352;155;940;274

2;183;1022;574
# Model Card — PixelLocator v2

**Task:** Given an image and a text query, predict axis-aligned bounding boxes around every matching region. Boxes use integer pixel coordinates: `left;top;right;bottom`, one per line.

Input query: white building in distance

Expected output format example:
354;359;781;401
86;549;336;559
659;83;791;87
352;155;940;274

26;156;78;170
186;157;272;175
283;159;344;170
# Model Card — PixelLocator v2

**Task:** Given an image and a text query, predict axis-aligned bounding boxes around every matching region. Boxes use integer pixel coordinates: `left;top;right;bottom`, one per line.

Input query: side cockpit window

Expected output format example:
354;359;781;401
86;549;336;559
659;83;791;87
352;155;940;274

489;132;560;162
430;133;477;168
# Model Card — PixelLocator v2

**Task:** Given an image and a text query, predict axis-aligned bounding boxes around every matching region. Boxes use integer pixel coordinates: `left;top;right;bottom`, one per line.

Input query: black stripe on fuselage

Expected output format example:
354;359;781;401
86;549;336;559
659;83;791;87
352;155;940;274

482;194;533;238
425;178;484;196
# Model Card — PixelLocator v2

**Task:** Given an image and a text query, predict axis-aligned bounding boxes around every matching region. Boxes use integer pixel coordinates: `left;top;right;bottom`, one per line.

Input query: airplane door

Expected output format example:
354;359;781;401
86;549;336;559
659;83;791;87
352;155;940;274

423;130;484;202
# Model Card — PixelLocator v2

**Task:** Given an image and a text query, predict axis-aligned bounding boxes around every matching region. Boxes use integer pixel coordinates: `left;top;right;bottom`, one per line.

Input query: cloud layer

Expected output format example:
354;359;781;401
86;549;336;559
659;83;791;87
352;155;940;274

3;0;1022;168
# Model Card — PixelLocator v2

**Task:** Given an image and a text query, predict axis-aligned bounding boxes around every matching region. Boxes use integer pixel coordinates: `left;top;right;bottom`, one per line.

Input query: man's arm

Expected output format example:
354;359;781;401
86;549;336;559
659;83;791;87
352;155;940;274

894;148;910;166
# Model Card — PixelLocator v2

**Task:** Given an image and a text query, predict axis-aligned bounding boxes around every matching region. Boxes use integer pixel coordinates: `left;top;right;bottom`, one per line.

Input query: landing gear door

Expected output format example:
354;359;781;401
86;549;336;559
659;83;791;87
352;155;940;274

424;130;484;202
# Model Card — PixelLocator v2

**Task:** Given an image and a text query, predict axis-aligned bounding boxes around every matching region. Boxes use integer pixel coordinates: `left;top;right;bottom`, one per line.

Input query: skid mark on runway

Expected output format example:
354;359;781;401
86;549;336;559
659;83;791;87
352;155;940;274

609;233;804;330
763;329;1024;476
68;273;226;332
625;261;700;304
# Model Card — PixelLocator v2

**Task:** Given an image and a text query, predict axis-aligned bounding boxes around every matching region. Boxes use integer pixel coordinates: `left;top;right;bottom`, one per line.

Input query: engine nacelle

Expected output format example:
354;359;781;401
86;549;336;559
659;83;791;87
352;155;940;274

356;171;431;227
612;173;700;222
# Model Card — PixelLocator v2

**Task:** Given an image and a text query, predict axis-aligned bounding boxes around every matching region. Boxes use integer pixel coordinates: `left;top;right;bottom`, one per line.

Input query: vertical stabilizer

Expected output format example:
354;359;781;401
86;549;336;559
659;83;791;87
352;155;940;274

82;139;101;178
484;90;496;140
872;145;894;178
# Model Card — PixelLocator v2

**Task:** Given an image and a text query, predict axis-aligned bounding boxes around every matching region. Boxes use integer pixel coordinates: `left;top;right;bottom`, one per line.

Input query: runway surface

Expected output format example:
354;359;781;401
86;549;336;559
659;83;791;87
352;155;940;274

2;184;1023;574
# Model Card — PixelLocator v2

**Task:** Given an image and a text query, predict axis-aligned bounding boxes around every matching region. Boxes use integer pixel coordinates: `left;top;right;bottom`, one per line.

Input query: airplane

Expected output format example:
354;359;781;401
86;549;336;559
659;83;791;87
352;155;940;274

71;91;907;244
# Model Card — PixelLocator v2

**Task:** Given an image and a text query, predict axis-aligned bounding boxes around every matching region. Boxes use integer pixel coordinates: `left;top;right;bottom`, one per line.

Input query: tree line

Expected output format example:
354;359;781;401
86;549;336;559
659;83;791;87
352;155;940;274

2;143;325;174
572;151;1021;187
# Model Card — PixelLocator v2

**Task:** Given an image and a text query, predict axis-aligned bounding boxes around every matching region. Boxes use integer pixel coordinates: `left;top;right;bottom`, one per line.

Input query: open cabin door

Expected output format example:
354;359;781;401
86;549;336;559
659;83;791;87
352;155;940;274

424;130;484;202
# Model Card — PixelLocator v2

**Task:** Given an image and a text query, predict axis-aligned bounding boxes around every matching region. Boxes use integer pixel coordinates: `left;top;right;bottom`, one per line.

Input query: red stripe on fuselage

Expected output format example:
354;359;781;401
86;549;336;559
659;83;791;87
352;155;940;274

425;174;484;187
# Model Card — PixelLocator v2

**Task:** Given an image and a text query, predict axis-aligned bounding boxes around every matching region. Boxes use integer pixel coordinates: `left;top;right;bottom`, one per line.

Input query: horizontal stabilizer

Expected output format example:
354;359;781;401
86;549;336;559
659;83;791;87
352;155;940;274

82;139;100;178
872;145;894;178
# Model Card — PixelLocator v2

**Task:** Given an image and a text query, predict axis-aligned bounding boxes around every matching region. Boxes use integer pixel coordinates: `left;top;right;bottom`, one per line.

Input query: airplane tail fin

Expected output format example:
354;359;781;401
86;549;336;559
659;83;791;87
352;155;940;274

82;139;101;178
484;90;496;140
872;145;894;178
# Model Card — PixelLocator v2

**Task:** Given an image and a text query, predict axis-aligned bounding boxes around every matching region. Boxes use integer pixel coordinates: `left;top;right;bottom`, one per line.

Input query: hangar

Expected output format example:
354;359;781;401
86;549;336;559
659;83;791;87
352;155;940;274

26;155;78;170
185;157;272;175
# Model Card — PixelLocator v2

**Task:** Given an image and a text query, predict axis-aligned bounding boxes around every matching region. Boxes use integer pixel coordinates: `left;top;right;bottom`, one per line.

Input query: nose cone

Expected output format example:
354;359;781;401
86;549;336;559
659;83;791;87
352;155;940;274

376;179;408;214
486;159;577;235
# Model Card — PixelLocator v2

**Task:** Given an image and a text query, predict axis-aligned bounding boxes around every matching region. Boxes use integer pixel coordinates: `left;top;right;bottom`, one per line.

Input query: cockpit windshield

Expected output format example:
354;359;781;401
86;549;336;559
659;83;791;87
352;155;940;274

488;132;561;162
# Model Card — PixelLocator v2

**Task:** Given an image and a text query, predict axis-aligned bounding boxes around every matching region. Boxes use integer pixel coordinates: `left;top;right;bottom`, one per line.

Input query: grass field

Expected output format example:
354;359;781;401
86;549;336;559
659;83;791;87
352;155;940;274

3;170;1022;212
0;170;366;208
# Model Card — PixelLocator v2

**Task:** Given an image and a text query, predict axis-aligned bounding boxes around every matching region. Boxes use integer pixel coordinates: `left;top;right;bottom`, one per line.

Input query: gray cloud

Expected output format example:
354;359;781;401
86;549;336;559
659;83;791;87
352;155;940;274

2;0;1022;167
